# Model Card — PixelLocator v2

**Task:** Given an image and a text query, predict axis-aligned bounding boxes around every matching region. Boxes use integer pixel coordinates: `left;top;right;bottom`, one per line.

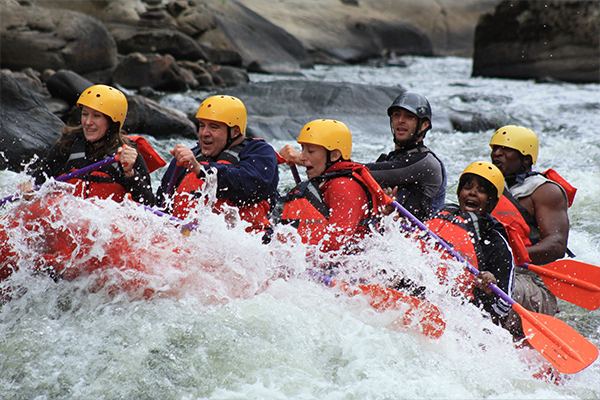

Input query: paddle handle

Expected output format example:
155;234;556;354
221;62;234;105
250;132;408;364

165;164;183;196
290;164;301;185
56;154;119;183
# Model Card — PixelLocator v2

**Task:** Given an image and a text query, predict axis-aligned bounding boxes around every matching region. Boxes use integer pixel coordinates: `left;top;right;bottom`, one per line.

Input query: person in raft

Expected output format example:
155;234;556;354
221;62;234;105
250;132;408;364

365;92;447;222
166;95;280;234
19;84;158;206
279;119;392;253
426;161;515;325
488;125;576;337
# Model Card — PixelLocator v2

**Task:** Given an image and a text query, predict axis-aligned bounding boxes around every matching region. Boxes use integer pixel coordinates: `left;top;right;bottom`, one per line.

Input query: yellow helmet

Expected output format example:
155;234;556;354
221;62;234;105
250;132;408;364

297;119;352;160
460;161;504;199
195;95;247;135
77;85;128;130
489;125;539;165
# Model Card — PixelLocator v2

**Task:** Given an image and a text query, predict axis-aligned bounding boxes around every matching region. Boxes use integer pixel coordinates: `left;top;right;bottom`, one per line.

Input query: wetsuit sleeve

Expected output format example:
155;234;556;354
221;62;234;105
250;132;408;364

365;152;444;197
473;229;515;323
206;140;280;206
118;154;156;206
320;177;369;252
366;152;444;220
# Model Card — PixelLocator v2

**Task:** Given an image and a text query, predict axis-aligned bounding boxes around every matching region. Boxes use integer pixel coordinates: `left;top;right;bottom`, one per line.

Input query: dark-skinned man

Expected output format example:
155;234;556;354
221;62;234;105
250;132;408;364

489;125;576;337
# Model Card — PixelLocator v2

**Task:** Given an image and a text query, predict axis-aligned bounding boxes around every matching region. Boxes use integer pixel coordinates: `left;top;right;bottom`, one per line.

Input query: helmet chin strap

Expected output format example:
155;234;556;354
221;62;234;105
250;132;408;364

224;126;241;150
324;150;342;171
515;155;531;175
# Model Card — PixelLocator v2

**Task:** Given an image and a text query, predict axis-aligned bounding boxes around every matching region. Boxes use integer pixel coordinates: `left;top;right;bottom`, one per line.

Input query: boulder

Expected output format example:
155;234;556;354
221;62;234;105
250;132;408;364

112;53;193;91
212;66;250;88
472;1;600;83
106;23;209;62
46;70;95;106
1;68;46;96
0;2;117;74
38;0;147;25
0;72;64;172
217;80;404;141
193;1;313;74
240;1;497;59
239;1;432;63
125;95;198;139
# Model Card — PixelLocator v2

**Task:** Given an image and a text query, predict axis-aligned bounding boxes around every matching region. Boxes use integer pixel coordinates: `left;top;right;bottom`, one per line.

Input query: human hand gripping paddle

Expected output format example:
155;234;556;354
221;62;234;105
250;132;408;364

391;200;598;374
0;155;120;207
395;216;600;311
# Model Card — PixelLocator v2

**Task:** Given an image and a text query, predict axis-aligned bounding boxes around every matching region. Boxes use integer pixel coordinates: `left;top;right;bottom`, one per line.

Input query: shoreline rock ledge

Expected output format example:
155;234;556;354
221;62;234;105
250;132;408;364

472;1;599;83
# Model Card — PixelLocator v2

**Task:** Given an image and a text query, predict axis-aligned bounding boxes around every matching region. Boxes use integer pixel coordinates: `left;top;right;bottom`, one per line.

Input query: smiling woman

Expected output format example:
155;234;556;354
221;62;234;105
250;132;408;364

19;84;158;206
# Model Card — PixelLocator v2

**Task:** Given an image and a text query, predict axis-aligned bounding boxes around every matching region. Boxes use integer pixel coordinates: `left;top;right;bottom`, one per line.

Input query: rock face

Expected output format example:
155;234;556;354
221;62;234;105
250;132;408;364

219;80;403;140
472;1;600;83
240;1;499;58
0;2;117;74
196;1;313;74
0;72;65;172
107;23;210;62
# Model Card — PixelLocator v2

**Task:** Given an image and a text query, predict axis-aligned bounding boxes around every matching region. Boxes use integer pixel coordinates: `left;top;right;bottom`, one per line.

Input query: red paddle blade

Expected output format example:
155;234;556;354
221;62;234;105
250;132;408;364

515;303;599;374
529;260;600;311
335;282;446;339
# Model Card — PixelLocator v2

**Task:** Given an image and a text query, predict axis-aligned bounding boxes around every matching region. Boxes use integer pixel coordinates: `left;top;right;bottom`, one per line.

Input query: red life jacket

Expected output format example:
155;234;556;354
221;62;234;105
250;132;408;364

425;208;479;298
124;135;167;173
491;169;576;265
280;161;391;248
61;135;165;202
68;172;128;201
172;146;271;232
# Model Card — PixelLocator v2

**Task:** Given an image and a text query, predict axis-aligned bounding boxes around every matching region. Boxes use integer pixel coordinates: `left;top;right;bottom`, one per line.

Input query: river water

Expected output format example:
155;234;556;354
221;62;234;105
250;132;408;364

1;56;599;399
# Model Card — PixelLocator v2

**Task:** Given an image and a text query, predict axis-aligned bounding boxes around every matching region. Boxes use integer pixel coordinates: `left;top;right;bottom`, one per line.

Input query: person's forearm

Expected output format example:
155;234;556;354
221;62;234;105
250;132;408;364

527;235;567;265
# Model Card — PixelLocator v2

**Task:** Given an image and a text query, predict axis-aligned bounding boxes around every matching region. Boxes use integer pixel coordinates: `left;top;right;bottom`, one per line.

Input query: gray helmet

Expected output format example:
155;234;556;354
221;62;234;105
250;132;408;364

387;92;432;121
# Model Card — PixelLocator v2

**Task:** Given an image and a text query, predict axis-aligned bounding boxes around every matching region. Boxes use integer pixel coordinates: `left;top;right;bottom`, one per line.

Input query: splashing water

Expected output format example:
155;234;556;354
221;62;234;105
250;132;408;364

1;57;599;399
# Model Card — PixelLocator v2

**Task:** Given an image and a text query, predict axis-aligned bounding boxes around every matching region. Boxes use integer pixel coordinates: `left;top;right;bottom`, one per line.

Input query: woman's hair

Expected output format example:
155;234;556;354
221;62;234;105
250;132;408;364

457;173;499;213
58;114;126;162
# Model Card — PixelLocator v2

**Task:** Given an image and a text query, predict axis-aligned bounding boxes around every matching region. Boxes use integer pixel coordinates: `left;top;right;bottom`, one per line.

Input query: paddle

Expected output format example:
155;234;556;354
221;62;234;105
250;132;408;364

391;200;599;374
290;163;302;185
392;209;600;310
276;151;302;185
165;164;183;197
307;269;446;339
0;155;120;207
145;164;445;338
522;261;600;311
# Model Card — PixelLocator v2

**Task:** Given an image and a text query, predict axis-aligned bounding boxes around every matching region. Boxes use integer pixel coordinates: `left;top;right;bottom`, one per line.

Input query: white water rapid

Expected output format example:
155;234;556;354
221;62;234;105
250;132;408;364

1;56;599;399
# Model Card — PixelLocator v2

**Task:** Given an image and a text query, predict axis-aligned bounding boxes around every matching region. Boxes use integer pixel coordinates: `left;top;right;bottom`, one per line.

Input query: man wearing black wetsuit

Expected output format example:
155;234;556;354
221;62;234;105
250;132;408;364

366;92;446;221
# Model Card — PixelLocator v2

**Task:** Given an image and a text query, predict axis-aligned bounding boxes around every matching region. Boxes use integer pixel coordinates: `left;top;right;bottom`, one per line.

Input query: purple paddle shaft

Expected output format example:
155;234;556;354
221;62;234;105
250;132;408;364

392;200;515;306
0;155;118;207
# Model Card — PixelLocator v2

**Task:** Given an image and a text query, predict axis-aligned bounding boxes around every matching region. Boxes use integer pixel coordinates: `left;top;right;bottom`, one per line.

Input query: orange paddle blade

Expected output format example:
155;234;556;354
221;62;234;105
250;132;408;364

515;303;599;374
335;281;446;339
528;260;600;310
